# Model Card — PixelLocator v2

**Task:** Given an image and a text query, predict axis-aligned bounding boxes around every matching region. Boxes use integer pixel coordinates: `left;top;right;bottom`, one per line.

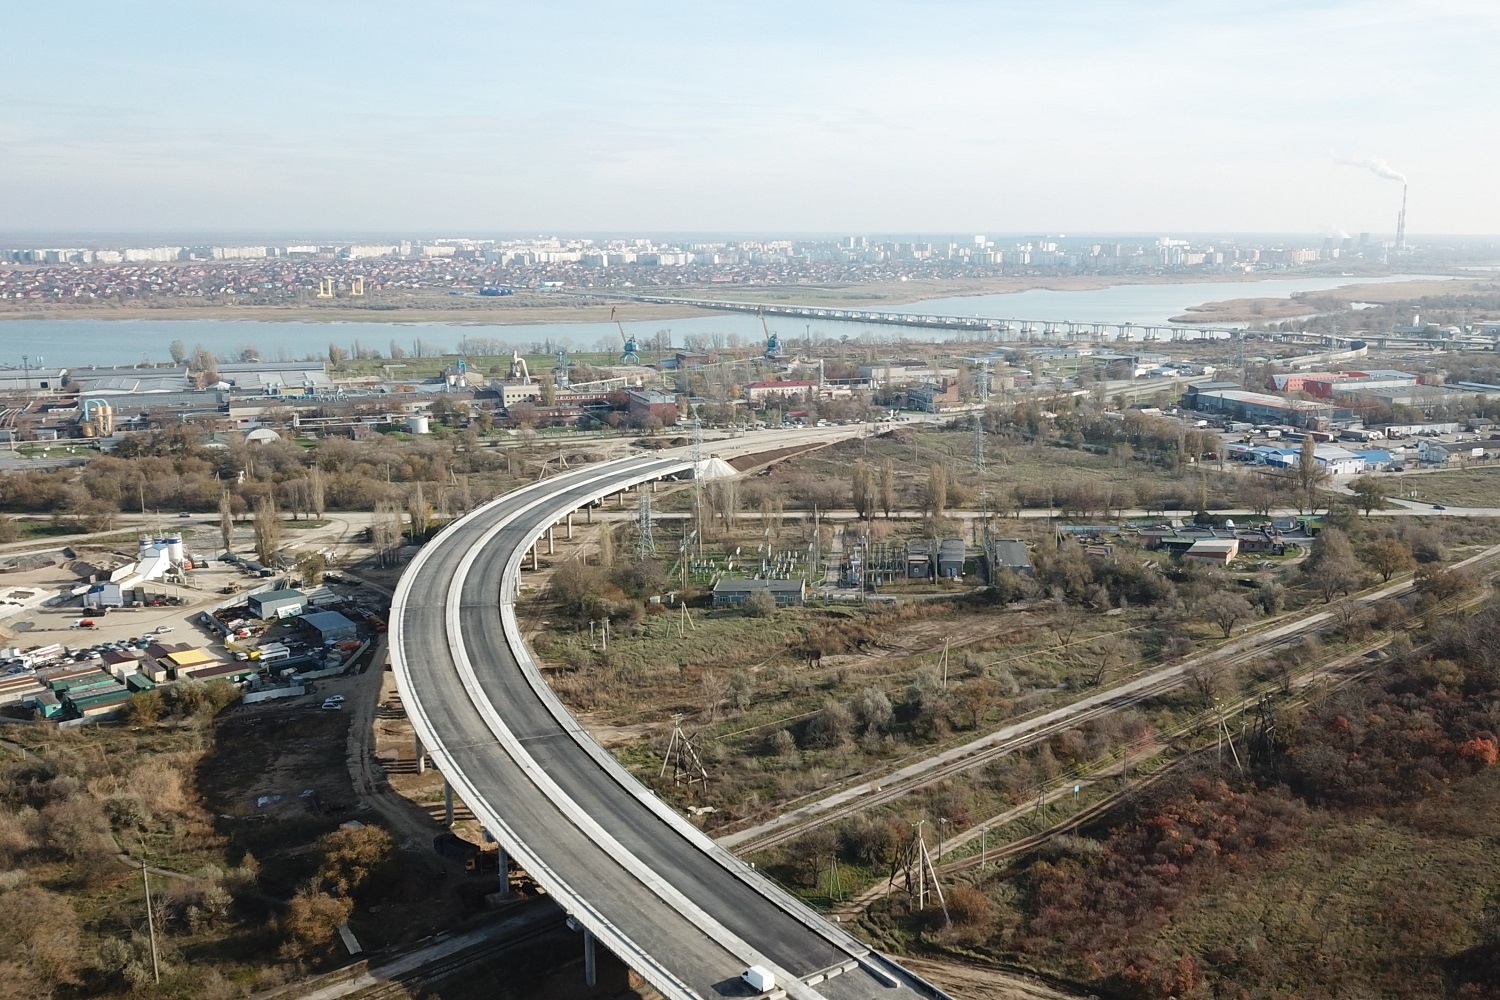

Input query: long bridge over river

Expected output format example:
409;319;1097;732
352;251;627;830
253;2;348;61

631;294;1495;351
631;293;1254;342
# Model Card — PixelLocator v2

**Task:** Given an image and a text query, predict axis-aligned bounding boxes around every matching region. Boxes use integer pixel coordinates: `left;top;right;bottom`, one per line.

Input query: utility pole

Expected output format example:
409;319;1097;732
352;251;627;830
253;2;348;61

142;862;161;984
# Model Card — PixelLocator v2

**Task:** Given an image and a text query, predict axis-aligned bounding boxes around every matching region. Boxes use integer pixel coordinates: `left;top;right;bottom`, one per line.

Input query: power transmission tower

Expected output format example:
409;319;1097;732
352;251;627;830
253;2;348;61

888;822;950;924
972;414;986;474
659;715;709;788
636;489;656;560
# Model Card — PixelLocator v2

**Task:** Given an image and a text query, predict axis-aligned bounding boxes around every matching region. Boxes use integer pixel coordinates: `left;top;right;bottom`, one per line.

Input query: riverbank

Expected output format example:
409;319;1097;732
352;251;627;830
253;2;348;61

1169;276;1485;324
0;270;1402;326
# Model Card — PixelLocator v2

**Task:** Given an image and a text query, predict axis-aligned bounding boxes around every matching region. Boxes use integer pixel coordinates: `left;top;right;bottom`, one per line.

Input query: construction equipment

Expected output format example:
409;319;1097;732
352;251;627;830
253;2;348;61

613;307;641;364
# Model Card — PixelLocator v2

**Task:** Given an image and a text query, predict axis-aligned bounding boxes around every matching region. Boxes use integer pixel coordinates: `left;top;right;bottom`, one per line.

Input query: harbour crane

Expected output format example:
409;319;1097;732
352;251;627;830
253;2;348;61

760;308;784;361
613;306;641;364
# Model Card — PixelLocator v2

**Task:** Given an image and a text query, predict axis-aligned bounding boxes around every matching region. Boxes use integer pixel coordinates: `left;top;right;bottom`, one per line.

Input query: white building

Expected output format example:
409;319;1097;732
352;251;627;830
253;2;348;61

1312;444;1366;476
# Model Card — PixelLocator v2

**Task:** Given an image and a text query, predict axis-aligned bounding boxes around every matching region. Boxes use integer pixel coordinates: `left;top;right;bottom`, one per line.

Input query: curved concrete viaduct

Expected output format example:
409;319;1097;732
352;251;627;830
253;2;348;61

391;455;946;1000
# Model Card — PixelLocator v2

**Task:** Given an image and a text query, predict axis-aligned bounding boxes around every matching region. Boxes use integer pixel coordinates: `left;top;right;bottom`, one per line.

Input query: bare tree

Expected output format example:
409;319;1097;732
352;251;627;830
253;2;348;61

218;490;233;553
253;495;281;565
927;463;948;517
700;670;730;723
309;465;326;521
407;483;429;541
1202;591;1255;637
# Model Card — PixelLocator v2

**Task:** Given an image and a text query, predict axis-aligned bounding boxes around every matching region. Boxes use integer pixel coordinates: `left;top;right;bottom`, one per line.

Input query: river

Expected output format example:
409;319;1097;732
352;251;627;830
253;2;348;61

0;273;1444;366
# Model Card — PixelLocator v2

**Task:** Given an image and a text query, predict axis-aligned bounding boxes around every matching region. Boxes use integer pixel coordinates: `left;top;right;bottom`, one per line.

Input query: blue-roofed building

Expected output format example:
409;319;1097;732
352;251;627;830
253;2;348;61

1352;449;1395;470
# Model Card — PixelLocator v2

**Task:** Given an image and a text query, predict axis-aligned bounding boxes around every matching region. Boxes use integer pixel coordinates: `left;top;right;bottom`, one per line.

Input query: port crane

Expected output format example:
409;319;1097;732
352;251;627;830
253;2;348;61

760;308;785;361
614;306;641;364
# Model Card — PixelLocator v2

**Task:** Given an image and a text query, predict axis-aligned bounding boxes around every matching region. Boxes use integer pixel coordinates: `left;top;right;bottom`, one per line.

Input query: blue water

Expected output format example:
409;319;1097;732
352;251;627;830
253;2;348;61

0;273;1444;367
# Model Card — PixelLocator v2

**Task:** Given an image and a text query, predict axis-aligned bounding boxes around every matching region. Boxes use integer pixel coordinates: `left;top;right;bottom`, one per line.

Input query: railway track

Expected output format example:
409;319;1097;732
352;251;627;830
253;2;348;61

830;583;1497;920
347;916;567;999
729;546;1500;856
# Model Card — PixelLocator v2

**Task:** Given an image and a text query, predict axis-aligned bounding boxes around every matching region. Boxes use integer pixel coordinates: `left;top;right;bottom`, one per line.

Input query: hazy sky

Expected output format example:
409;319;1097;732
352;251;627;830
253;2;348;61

3;1;1496;236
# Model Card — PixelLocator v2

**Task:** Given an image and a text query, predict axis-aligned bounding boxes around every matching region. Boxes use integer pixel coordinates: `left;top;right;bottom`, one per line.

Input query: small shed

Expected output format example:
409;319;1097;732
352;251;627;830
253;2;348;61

711;579;806;608
905;540;933;579
248;589;306;620
302;610;360;644
1184;538;1240;566
937;539;966;579
983;538;1033;579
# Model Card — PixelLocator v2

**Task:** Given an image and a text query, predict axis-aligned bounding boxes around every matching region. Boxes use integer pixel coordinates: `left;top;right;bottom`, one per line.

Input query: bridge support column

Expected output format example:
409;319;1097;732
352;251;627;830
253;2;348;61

414;736;425;775
532;543;539;571
443;779;454;827
583;929;597;986
496;844;510;898
566;512;573;539
547;526;555;555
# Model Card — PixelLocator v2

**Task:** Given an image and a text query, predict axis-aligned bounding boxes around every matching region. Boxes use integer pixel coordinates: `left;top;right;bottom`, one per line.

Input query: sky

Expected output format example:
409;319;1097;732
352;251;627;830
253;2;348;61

3;0;1497;236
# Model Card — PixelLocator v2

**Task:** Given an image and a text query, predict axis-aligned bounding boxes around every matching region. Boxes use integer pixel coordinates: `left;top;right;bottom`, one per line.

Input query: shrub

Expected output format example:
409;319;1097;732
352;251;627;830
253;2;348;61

744;590;777;618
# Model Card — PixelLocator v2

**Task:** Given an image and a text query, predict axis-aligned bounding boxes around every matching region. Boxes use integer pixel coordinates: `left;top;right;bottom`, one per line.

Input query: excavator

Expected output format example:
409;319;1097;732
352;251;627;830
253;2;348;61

613;307;641;364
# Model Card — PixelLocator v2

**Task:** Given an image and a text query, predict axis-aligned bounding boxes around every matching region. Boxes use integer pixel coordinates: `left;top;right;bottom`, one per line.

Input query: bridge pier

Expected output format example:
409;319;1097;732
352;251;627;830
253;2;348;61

414;735;425;775
547;526;555;555
532;542;540;570
566;511;573;539
496;843;510;898
583;929;597;986
443;779;454;826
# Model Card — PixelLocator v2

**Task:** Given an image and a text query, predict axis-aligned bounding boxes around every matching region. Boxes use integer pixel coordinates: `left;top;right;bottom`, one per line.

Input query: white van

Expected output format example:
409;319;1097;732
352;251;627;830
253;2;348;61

741;966;776;993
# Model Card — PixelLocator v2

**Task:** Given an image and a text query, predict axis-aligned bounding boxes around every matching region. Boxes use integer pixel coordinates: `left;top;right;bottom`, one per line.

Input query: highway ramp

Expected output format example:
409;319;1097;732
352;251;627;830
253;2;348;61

393;456;947;1000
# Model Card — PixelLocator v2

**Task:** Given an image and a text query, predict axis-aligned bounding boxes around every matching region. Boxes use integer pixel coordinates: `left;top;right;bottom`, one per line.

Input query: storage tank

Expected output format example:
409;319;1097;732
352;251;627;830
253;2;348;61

406;414;431;434
165;537;185;564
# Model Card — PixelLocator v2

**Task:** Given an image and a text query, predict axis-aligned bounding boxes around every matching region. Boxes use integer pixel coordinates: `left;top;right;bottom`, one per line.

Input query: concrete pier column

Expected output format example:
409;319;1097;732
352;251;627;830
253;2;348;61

443;780;454;826
414;736;425;775
547;526;555;555
566;512;573;539
532;543;539;570
496;845;510;898
586;504;592;524
584;929;597;986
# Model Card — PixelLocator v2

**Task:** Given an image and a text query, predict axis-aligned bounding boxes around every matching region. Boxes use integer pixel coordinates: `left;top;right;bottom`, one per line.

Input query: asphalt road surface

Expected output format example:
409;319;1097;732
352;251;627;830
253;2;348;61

395;456;941;1000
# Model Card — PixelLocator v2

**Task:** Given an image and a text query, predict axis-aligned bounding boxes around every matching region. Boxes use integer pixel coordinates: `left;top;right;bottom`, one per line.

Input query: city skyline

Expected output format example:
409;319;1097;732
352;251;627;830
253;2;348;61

4;1;1498;234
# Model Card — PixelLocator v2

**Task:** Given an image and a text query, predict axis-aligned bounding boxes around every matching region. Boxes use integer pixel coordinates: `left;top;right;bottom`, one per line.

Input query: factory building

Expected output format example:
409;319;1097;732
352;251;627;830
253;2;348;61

1181;384;1344;429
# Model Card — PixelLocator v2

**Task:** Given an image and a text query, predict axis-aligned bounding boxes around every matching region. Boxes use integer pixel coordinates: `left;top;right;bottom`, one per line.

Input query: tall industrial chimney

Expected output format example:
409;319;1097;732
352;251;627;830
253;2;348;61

1396;184;1407;250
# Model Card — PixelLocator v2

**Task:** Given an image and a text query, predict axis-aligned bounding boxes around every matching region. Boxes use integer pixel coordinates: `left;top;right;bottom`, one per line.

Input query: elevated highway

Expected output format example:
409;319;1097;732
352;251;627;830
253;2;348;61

391;455;946;1000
